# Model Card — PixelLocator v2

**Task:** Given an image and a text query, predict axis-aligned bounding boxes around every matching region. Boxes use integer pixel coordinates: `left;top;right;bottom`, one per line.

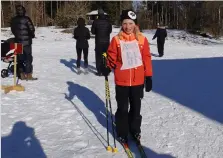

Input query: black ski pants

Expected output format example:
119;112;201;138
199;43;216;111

157;39;165;57
17;45;33;74
95;43;109;74
76;47;88;68
115;84;144;138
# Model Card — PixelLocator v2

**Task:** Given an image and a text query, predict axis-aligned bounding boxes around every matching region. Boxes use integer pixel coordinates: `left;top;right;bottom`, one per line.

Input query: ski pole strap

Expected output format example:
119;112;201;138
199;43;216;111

102;52;108;68
102;52;107;58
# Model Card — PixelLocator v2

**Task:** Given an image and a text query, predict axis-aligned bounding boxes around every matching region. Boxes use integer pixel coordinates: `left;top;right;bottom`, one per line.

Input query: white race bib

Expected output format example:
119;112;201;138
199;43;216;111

120;40;142;70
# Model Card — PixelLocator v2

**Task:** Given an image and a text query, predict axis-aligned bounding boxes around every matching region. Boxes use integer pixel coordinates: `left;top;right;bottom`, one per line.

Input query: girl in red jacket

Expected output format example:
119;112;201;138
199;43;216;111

101;10;153;143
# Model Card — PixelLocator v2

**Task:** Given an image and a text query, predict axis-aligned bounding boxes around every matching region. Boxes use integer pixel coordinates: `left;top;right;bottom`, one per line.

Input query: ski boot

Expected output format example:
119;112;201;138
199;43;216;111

131;132;141;142
118;136;128;144
77;68;81;75
84;68;89;75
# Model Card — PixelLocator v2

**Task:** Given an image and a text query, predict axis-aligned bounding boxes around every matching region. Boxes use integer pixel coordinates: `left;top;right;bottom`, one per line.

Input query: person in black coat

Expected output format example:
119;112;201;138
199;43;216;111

91;9;112;76
73;17;90;74
10;5;36;80
152;23;167;57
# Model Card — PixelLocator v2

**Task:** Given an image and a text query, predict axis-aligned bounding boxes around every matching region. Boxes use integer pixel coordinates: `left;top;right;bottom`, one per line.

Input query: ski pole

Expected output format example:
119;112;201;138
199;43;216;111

103;52;112;152
103;52;118;153
105;75;117;153
105;78;111;152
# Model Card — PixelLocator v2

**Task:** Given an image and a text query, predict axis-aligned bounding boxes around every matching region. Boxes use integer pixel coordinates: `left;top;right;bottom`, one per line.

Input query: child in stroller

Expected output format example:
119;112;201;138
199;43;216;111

1;38;25;78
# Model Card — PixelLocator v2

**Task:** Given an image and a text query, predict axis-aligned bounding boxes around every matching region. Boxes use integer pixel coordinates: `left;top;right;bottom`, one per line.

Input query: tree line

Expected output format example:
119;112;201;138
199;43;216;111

1;1;223;37
137;1;223;37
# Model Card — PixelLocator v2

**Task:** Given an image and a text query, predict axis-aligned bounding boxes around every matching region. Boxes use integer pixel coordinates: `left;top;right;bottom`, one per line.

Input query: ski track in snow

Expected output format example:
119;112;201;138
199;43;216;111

1;26;223;158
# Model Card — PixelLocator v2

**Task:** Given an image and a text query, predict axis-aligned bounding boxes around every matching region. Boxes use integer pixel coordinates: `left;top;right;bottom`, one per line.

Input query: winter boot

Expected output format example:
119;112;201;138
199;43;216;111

84;68;89;75
95;72;102;76
19;72;27;80
118;136;128;144
26;73;38;80
77;68;81;75
159;54;164;57
131;132;141;142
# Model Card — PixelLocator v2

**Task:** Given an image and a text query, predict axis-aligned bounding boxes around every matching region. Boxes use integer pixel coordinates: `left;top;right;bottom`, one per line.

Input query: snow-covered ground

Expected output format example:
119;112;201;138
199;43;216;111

1;26;223;158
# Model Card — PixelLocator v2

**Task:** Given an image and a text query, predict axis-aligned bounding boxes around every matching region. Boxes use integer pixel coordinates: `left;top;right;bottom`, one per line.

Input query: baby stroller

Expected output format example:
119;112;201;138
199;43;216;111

1;38;23;78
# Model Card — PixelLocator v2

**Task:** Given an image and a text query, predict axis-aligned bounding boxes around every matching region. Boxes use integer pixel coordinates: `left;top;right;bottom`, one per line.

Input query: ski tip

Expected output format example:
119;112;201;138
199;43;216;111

113;147;118;153
106;146;112;152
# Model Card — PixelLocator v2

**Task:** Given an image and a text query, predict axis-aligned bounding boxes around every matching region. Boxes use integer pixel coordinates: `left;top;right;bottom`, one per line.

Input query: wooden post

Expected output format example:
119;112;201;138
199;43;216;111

1;43;25;94
14;46;17;86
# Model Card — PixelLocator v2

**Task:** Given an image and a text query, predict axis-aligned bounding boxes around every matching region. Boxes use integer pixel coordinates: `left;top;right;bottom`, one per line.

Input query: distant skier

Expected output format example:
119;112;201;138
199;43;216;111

10;5;37;80
152;22;167;57
73;17;90;74
100;9;153;144
91;8;112;76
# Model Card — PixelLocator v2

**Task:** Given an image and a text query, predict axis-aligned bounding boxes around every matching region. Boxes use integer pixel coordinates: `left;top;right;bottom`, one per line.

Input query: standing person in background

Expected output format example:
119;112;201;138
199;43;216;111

100;10;153;144
152;22;167;57
73;17;90;74
91;8;112;76
10;5;37;80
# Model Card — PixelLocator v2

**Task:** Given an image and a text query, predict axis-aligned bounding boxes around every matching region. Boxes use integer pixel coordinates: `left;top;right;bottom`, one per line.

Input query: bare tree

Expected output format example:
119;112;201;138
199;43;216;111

55;1;91;28
219;4;223;32
10;1;15;15
51;1;53;19
57;1;59;12
152;3;154;26
1;2;4;27
176;3;179;29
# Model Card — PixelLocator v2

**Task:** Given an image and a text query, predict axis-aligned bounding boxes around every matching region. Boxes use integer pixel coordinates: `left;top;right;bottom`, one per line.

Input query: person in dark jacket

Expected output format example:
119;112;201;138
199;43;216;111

91;9;112;76
152;23;167;57
10;5;36;80
73;17;90;74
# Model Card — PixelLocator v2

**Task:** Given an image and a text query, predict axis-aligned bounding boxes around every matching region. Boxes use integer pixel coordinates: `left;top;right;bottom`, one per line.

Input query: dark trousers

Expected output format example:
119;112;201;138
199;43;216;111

76;47;88;68
157;39;165;57
16;58;25;76
95;43;109;74
115;85;144;138
18;45;33;74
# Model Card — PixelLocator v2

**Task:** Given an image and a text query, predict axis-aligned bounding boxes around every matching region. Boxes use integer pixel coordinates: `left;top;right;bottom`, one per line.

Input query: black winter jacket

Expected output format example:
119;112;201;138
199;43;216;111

91;15;112;45
152;27;167;43
10;15;35;46
74;18;90;49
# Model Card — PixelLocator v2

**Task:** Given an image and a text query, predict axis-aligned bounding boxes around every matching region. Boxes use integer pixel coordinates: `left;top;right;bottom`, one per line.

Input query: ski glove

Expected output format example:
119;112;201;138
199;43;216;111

145;76;152;92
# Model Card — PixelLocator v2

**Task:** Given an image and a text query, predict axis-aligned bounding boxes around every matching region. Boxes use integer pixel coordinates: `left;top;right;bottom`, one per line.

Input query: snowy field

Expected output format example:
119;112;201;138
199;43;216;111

1;26;223;158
